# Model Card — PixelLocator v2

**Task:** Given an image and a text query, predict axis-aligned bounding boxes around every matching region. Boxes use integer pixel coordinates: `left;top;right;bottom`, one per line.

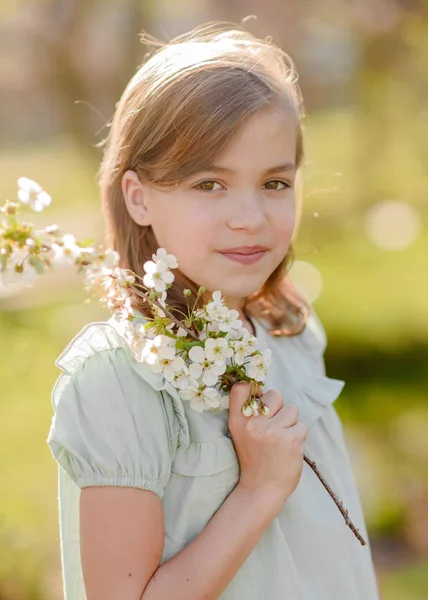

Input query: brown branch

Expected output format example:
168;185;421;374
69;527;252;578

303;454;367;546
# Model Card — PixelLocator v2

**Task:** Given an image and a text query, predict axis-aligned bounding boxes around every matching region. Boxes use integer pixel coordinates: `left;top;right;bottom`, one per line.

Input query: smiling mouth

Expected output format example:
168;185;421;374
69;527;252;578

219;246;269;255
219;250;267;265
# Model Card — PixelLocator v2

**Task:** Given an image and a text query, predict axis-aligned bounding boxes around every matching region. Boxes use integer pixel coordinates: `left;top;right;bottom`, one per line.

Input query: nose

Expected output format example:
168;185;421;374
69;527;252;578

225;190;267;231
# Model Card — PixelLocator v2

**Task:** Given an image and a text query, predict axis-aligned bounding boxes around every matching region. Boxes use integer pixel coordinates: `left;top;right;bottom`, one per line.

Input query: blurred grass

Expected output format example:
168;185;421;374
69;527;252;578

378;562;428;600
1;106;428;597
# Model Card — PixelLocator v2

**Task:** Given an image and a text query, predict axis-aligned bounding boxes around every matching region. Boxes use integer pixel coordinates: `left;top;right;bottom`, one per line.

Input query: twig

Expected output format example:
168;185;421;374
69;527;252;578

303;454;367;546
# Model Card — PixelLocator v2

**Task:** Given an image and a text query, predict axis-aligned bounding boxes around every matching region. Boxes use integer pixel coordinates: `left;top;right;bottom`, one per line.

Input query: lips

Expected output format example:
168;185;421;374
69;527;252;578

219;245;269;255
219;247;268;266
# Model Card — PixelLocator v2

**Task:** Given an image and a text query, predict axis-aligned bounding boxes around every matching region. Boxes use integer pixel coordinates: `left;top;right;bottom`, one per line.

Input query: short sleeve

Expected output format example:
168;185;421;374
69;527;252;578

47;346;172;498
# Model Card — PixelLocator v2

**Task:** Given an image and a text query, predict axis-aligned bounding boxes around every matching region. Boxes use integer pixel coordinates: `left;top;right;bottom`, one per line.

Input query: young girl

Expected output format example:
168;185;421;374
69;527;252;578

47;22;380;600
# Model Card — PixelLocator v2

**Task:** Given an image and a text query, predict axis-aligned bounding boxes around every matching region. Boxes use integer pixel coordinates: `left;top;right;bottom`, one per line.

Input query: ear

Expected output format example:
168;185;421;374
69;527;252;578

121;170;152;226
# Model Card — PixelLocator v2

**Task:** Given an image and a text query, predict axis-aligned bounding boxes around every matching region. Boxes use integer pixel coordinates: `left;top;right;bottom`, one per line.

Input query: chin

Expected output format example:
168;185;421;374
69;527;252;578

212;280;266;301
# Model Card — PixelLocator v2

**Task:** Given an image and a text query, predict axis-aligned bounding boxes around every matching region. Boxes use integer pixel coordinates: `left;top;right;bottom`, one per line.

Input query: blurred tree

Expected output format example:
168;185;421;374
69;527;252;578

352;0;427;207
33;0;153;163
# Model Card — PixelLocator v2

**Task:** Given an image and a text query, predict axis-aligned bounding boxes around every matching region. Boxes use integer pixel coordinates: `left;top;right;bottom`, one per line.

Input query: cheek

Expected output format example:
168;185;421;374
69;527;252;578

166;204;217;247
273;201;295;241
151;209;212;268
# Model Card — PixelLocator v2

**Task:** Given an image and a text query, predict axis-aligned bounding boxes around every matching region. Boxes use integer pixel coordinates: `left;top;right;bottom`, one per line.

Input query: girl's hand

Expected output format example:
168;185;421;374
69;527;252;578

228;381;308;510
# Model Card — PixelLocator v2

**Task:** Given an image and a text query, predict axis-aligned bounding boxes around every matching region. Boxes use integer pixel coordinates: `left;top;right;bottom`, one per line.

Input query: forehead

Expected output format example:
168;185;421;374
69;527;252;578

215;108;297;169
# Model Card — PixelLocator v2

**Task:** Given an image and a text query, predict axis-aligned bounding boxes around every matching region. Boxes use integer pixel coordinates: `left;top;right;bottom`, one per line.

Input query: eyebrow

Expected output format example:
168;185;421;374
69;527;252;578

195;163;296;176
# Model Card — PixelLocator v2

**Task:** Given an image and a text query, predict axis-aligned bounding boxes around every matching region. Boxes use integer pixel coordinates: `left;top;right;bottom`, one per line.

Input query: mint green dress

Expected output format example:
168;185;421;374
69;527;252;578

47;309;380;599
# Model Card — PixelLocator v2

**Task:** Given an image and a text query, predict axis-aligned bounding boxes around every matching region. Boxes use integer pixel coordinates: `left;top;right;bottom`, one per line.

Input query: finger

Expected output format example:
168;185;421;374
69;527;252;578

260;389;285;417
272;404;299;427
228;381;253;418
289;422;308;443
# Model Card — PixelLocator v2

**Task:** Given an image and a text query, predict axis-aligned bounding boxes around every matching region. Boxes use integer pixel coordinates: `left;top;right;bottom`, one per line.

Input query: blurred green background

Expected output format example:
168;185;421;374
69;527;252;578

1;1;427;598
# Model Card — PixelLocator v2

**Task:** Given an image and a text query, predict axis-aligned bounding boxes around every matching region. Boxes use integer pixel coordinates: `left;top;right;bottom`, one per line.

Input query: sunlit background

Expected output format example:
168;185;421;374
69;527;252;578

1;1;427;598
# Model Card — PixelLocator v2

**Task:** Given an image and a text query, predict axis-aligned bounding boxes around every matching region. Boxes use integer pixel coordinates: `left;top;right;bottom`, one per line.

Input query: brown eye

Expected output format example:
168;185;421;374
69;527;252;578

195;181;223;192
263;180;289;190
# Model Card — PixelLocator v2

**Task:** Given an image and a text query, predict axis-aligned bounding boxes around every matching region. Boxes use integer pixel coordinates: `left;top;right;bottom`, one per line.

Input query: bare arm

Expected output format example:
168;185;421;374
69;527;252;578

80;482;281;600
79;486;164;600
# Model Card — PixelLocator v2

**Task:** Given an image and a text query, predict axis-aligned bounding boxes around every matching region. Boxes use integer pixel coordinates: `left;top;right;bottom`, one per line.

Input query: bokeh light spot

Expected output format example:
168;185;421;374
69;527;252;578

289;260;323;303
365;200;422;251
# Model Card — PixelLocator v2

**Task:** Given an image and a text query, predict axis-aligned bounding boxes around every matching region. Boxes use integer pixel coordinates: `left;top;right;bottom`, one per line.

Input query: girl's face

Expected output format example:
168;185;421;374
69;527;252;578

122;108;297;312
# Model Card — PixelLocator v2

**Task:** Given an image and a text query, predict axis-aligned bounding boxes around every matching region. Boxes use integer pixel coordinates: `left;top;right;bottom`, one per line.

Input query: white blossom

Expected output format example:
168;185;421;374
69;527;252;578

245;349;272;383
142;248;177;292
0;249;38;288
203;292;242;333
204;337;233;362
227;325;251;341
151;352;186;382
100;268;134;299
129;324;149;362
152;247;178;270
173;369;198;391
112;267;135;287
204;294;227;323
82;249;119;279
188;344;226;386
101;249;120;270
180;384;220;413
232;331;259;365
205;290;224;312
50;234;82;267
17;177;51;212
143;259;174;292
114;295;134;321
141;334;175;366
217;307;242;333
188;345;206;363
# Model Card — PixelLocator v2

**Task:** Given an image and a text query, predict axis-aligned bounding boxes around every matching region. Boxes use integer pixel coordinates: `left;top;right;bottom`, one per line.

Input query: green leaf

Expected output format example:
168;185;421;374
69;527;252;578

77;238;95;248
194;319;204;331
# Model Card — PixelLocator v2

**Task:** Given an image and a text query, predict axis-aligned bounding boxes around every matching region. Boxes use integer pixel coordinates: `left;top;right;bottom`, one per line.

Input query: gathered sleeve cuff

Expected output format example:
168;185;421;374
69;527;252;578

47;324;178;498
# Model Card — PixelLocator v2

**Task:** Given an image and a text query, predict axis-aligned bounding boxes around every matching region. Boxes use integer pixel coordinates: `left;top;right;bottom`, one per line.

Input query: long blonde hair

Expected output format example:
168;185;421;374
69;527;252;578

97;21;310;336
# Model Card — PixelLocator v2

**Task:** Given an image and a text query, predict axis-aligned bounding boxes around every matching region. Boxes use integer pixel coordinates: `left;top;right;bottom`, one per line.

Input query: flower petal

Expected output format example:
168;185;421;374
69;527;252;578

202;370;218;386
143;260;157;275
189;345;205;362
189;362;203;379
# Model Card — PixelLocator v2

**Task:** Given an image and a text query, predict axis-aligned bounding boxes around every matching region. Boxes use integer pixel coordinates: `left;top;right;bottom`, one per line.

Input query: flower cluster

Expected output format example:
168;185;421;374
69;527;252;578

142;248;177;292
120;249;273;414
0;178;139;314
0;178;271;416
0;178;86;288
